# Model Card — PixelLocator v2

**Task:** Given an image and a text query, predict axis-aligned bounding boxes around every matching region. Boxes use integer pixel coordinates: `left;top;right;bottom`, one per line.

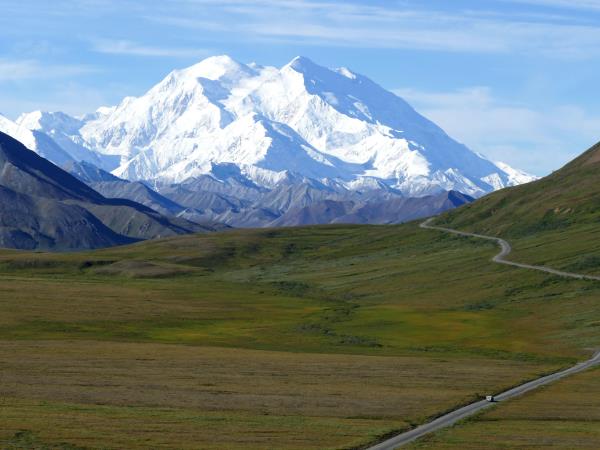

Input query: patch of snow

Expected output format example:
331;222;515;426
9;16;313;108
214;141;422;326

481;173;505;191
494;161;539;185
336;67;357;80
0;113;74;166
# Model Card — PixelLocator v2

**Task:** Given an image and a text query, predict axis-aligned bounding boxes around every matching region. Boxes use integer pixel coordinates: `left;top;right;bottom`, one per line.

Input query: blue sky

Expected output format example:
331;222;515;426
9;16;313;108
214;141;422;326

2;0;600;175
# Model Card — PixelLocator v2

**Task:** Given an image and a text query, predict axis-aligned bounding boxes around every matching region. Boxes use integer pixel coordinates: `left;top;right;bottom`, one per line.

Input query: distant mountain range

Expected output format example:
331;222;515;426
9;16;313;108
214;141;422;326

0;131;219;250
67;158;473;228
0;55;537;234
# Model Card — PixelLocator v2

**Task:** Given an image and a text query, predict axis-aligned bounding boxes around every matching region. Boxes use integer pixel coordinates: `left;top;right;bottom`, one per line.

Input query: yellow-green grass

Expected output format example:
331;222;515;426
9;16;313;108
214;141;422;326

499;224;600;277
0;224;597;359
0;340;555;449
1;222;600;448
438;141;600;241
408;367;600;449
436;141;600;278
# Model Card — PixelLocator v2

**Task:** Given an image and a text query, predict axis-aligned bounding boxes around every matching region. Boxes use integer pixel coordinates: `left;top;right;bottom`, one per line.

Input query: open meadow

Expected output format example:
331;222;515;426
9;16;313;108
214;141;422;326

1;222;599;448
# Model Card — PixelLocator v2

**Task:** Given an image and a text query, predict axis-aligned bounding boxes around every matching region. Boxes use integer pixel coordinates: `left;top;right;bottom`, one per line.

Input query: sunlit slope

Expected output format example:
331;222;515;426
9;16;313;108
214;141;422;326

440;140;600;236
438;141;600;274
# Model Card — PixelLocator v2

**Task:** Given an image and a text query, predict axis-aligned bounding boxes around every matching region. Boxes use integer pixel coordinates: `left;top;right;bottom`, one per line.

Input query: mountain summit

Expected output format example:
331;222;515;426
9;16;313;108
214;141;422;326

18;55;535;198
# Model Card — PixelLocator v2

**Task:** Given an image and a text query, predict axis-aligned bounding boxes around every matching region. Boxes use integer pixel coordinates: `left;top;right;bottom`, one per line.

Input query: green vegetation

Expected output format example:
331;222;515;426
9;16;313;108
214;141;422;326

438;142;600;277
0;341;551;450
404;140;600;448
1;224;598;359
439;142;600;237
1;220;599;448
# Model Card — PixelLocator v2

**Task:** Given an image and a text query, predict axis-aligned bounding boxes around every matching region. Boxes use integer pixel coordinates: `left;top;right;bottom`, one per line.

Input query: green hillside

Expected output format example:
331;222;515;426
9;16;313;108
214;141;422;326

440;140;600;236
404;140;600;448
438;141;600;276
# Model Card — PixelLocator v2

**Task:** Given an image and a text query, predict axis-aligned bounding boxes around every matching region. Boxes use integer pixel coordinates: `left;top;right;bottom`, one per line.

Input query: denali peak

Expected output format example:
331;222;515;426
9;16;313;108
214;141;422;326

17;55;536;197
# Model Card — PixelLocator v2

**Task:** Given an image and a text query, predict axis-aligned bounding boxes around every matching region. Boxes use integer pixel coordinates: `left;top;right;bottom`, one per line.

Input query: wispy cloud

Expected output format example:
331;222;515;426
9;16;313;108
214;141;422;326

502;0;600;11
395;86;600;174
91;39;209;58
0;59;96;82
146;1;600;58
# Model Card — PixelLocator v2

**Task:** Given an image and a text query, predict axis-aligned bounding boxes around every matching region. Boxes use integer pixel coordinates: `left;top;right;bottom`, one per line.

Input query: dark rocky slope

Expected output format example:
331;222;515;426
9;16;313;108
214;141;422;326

0;131;218;250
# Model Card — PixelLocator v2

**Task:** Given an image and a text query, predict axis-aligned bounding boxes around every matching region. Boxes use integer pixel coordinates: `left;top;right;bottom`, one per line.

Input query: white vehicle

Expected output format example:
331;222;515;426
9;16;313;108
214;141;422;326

485;395;495;402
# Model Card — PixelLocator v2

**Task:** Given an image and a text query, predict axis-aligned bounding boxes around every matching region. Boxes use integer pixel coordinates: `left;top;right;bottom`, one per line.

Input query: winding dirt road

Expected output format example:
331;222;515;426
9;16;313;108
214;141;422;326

367;218;600;449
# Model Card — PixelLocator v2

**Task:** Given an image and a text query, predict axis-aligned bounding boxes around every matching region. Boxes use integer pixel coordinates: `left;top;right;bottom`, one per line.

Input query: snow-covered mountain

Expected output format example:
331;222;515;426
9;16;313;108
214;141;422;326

17;55;536;197
0;113;75;166
16;111;119;170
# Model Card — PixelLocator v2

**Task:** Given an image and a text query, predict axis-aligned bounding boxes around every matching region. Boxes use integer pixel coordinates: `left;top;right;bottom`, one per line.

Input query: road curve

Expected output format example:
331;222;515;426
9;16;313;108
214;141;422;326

420;218;600;281
367;218;600;450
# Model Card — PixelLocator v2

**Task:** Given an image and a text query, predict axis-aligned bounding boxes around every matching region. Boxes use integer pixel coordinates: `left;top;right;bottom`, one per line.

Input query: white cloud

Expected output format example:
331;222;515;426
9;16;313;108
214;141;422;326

92;39;209;58
0;59;95;82
502;0;600;10
395;86;600;175
147;1;600;58
5;1;600;58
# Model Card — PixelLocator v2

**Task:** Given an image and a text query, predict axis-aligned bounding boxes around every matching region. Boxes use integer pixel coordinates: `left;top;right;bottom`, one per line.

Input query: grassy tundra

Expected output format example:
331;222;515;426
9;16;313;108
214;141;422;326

1;222;599;448
409;366;600;449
